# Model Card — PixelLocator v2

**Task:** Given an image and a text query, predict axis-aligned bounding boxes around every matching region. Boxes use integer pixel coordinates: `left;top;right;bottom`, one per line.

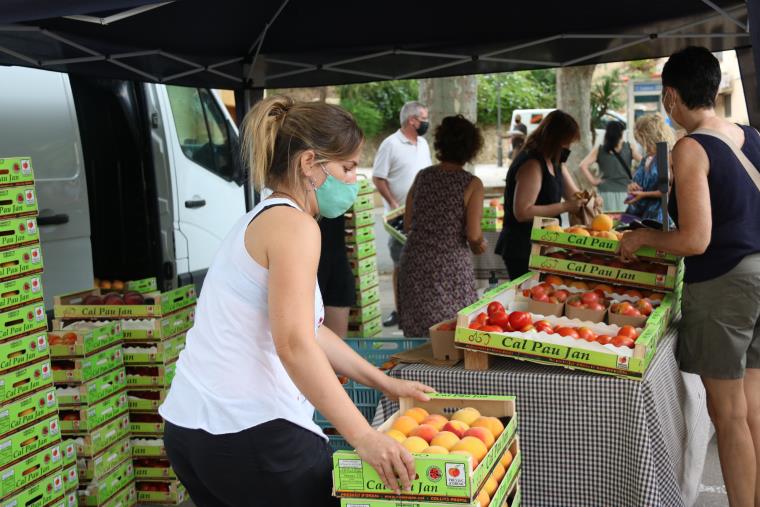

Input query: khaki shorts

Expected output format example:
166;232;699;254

678;253;760;379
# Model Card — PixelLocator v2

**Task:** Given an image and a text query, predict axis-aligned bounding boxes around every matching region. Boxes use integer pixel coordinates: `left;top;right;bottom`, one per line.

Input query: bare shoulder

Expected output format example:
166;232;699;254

245;205;320;260
672;137;709;176
515;158;542;179
467;175;484;190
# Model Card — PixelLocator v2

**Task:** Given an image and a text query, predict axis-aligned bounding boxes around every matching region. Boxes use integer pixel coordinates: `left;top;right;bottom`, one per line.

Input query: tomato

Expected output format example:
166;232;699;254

553;289;569;303
534;320;553;333
500;322;514;333
612;335;635;348
566;297;584;308
577;327;596;342
487;302;505;316
520;324;536;332
476;312;489;325
544;275;564;286
479;325;503;333
623;306;642;317
532;293;550;302
581;291;599;305
468;322;481;330
618;325;638;339
556;327;580;339
487;310;510;329
530;285;549;299
596;334;613;345
616;301;633;314
508;311;532;330
587;302;606;311
635;299;653;316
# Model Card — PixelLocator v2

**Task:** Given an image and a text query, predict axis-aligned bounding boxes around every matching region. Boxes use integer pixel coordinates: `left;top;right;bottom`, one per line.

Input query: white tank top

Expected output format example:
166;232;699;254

159;198;326;437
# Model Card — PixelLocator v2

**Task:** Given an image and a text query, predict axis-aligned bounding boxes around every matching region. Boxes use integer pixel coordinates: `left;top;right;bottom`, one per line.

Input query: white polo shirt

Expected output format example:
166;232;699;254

372;130;432;212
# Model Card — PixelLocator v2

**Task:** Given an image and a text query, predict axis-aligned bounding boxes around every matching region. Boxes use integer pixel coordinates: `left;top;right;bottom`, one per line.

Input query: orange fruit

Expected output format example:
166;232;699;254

500;449;513;468
402;436;429;453
493;462;506;481
403;407;429;424
391;415;419;436
591;214;614;232
452;436;488;462
430;431;460;450
422;414;448;431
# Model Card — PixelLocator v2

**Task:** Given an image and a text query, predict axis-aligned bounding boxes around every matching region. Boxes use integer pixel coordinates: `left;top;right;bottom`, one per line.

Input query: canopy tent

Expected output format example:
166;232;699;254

0;0;753;91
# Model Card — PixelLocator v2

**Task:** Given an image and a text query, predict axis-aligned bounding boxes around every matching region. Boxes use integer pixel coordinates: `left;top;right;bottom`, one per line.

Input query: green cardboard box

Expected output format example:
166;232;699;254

129;415;164;436
0;273;43;312
0;471;65;507
59;390;128;433
355;285;380;308
346;226;376;246
350;256;378;277
0;332;49;373
62;462;78;494
0;302;47;341
352;194;375;213
346;317;382;338
125;363;176;388
0;415;61;469
0;444;63;498
77;458;134;506
122;306;195;341
346;241;376;261
78;437;131;482
0;185;38;220
123;334;185;365
348;303;381;325
72;414;130;458
0;359;52;403
482;206;504;219
345;210;375;229
125;277;158;294
480;218;502;232
357;179;375;196
0;243;43;282
0;387;57;437
49;321;122;358
130;439;166;459
100;482;136;507
0;217;40;251
354;269;379;293
56;367;127;406
135;480;186;505
134;458;176;479
61;491;76;507
333;394;518;502
127;389;166;412
382;207;407;245
54;285;196;319
0;158;35;187
52;344;123;384
61;440;76;469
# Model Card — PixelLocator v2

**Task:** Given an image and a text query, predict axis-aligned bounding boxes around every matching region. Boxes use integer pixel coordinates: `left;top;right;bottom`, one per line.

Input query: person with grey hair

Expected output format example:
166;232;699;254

372;101;432;328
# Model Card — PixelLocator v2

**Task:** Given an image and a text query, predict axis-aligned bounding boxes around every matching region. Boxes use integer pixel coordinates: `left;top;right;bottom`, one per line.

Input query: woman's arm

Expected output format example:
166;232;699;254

464;177;487;254
512;160;579;222
578;146;602;186
620;138;712;259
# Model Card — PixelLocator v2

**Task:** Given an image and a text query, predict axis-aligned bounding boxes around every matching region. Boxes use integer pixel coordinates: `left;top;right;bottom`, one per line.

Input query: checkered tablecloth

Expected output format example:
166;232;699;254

374;322;711;507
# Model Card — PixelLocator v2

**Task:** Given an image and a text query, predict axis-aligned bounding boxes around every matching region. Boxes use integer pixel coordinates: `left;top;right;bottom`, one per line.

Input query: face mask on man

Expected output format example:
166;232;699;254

415;120;429;136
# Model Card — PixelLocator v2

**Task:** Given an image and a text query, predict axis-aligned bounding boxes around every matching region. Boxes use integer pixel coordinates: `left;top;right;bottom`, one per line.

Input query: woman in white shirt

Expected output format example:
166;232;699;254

160;95;433;506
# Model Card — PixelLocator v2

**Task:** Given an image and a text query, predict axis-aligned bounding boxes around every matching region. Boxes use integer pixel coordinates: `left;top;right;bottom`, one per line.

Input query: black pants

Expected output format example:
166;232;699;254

503;256;529;280
164;419;338;507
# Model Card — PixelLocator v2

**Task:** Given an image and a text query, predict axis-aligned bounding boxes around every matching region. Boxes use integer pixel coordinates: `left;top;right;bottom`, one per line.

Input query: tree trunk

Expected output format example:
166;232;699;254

557;65;596;189
419;76;478;167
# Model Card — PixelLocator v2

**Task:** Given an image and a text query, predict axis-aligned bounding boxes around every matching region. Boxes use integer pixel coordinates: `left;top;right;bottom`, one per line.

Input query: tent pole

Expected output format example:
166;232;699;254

235;88;265;211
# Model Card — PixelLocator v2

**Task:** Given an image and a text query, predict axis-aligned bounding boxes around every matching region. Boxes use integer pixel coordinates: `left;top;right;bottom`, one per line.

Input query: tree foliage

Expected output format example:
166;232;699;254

337;80;419;137
477;70;556;125
590;69;625;130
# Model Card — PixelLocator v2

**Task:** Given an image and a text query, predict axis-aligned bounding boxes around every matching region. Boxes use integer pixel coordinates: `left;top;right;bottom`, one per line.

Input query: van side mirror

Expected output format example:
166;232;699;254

227;121;247;186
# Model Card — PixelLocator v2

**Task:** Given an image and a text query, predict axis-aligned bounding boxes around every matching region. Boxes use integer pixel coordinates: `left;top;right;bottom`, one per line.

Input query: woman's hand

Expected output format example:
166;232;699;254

625;190;644;204
627;182;642;193
380;377;435;403
353;430;415;493
469;238;488;255
563;196;586;214
619;229;648;262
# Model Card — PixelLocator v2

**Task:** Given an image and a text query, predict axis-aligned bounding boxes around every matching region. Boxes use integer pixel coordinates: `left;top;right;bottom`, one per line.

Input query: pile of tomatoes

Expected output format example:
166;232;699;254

467;301;640;349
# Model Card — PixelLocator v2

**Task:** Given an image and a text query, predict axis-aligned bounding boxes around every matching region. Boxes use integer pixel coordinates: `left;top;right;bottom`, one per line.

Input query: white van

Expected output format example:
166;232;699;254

0;66;247;309
509;108;628;145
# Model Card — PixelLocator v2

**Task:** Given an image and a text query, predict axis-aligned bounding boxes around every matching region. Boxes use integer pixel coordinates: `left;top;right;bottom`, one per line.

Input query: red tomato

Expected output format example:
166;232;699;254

553;289;569;303
532;293;549;302
479;325;503;333
488;310;510;329
468;322;481;330
618;325;638;339
520;324;536;332
581;291;599;305
635;300;653;316
596;334;613;345
612;335;635;348
567;297;584;308
623;306;642;317
530;285;548;299
534;320;553;333
587;302;606;311
476;312;489;326
487;302;505;316
508;311;532;330
556;327;580;339
577;327;596;342
500;322;514;333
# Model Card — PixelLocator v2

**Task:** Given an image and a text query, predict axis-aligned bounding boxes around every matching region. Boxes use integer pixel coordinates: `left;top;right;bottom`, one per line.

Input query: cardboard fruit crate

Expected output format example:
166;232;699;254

348;303;381;325
125;363;176;388
63;462;78;494
48;322;122;358
382;207;406;245
347;317;381;338
346;241;376;261
332;394;518;503
0;243;43;283
354;269;379;293
0;471;65;507
56;307;195;343
123;334;185;365
351;193;374;213
0;217;40;252
429;319;463;362
0;185;38;220
54;285;196;320
345;210;375;229
62;491;77;507
77;438;131;482
454;274;674;379
0;443;62;499
127;389;166;412
60;391;128;433
56;367;127;407
350;256;378;278
0;273;43;312
100;482;136;507
52;345;123;384
531;216;680;264
0;158;35;187
0;331;49;373
133;458;176;480
482;206;504;219
130;439;166;459
0;302;46;341
71;415;130;458
129;413;164;436
0;358;52;403
77;458;134;506
0;415;61;469
125;277;158;294
135;480;186;505
62;440;76;469
480;217;503;232
357;178;375;196
354;285;380;309
345;226;375;246
0;387;57;437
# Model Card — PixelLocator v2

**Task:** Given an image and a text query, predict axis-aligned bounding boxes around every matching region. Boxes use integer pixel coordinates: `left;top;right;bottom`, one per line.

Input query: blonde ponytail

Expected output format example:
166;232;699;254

241;95;295;191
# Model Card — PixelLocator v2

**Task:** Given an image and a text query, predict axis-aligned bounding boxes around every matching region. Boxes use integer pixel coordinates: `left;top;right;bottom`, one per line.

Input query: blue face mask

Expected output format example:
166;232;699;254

314;163;358;218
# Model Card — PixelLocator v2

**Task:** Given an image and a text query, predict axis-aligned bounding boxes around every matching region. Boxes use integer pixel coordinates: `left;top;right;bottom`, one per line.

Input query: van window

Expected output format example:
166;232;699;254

166;86;234;181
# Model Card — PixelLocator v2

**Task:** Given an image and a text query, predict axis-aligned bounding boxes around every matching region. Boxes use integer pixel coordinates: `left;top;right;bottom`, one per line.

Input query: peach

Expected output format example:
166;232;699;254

477;489;490;507
452;436;488;462
421;414;448;431
409;424;438;443
423;445;449;455
471;417;503;438
464;427;495;449
450;449;479;469
493;462;506;482
385;430;406;443
403;407;429;424
391;415;419;436
430;431;460;450
442;420;469;439
451;407;481;426
484;477;498;496
500;449;513;468
402;436;429;454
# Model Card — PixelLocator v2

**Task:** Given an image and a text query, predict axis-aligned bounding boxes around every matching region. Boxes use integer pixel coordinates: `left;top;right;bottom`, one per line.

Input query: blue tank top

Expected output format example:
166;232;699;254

669;125;760;283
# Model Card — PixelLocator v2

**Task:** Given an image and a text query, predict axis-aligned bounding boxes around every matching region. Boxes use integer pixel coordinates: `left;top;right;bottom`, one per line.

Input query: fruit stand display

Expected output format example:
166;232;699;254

474;198;508;280
453;215;683;379
347;181;381;338
333;394;521;507
0;157;70;506
382;206;406;246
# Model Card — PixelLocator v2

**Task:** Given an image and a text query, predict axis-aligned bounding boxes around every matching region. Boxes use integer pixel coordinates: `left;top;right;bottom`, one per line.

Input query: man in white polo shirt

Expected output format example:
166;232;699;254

372;101;432;328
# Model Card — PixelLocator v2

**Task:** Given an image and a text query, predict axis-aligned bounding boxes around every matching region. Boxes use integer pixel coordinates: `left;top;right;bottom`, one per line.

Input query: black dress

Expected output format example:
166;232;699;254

317;216;356;307
496;150;563;279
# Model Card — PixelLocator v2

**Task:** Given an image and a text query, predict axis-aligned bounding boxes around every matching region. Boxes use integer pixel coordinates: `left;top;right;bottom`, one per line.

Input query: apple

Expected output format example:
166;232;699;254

508;312;532;330
577;327;596;342
532;293;549;303
596;334;613;345
534;320;553;333
612;335;635;348
103;294;124;305
83;295;103;305
587;302;606;311
530;285;548;299
623;306;642;317
635;300;653;316
618;325;638;339
487;302;505;316
553;289;569;302
567;297;584;308
487;311;510;329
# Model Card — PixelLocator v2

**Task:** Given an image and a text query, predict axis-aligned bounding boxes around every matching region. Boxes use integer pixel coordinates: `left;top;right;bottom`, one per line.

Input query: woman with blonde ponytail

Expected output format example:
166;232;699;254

160;96;433;506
